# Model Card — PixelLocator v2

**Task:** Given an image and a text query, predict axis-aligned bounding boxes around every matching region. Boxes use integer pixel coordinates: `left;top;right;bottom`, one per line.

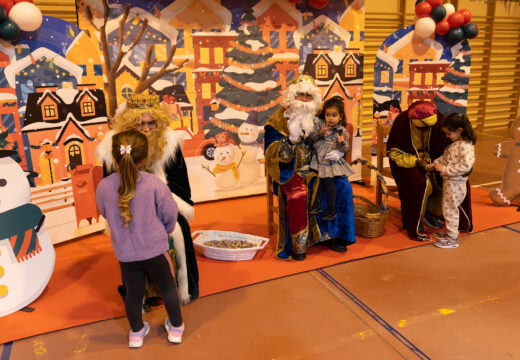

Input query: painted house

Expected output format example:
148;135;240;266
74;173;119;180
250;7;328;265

65;31;105;90
302;49;364;162
408;60;450;105
164;0;232;126
151;83;194;130
21;84;108;185
294;15;352;71
253;0;300;90
192;31;236;134
338;0;365;51
4;46;83;171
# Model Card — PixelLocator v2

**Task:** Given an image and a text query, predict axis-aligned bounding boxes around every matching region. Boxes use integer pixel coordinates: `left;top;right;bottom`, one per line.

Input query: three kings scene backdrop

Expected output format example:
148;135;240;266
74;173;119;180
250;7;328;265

0;0;367;244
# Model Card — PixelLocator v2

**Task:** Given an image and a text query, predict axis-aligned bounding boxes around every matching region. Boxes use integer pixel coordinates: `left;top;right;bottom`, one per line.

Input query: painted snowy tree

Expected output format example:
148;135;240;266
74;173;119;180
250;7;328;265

84;0;187;116
434;40;471;116
204;4;281;145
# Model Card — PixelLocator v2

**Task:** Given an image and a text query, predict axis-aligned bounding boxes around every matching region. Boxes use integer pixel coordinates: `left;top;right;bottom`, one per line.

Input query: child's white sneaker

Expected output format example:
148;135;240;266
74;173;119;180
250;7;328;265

433;237;459;249
129;322;150;348
165;318;184;344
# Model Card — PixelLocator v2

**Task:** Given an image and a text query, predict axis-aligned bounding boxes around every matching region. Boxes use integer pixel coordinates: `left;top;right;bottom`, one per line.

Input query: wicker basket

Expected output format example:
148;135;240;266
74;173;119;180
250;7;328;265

192;230;269;261
352;159;392;238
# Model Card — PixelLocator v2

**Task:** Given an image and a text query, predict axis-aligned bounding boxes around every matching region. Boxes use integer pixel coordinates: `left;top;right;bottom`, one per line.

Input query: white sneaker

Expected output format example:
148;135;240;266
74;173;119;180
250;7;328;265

165;318;184;344
129;322;150;348
434;237;459;249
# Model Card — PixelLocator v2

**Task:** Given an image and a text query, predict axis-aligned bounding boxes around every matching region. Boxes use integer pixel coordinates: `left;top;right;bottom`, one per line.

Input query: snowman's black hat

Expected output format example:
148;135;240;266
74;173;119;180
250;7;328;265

245;111;259;126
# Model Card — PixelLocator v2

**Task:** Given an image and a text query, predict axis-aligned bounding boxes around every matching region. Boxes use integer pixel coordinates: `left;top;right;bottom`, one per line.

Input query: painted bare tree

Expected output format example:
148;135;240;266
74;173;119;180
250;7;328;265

84;0;188;116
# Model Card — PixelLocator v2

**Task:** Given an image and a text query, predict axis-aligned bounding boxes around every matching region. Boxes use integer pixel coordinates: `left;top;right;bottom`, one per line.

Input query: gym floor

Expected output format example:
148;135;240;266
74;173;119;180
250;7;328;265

2;128;519;360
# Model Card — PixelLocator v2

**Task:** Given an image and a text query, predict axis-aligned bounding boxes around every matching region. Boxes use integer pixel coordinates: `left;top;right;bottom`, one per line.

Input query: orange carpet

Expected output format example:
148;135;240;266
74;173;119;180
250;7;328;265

0;185;518;344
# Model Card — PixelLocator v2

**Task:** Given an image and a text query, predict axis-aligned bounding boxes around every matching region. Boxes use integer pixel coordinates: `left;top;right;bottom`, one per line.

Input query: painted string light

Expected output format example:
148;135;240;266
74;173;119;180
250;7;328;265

229;58;273;70
218;97;279;112
210;118;240;133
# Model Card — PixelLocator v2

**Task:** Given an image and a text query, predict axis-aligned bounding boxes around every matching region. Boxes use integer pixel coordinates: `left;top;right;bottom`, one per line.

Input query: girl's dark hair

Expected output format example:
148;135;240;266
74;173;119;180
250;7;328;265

320;96;346;126
111;130;149;226
442;113;477;144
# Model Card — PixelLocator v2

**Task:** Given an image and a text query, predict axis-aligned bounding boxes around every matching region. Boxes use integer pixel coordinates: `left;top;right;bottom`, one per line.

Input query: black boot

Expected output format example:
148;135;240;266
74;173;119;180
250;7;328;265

325;238;347;253
292;252;307;261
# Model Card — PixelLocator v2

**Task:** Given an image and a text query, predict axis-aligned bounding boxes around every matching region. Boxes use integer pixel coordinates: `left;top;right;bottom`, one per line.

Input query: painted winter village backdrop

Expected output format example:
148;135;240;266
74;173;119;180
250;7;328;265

372;25;471;153
0;0;365;244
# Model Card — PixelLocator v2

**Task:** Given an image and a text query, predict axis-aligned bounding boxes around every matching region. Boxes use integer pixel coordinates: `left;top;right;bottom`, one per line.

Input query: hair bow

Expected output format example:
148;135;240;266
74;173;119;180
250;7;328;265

120;144;132;155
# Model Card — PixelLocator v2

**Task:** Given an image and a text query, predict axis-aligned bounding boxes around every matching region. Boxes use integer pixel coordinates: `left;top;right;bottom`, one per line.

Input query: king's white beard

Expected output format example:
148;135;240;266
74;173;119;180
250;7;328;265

285;100;317;136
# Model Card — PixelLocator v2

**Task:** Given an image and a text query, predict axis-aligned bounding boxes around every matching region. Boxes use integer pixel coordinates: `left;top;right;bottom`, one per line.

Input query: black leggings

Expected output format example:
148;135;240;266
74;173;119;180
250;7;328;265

315;177;336;214
120;253;183;332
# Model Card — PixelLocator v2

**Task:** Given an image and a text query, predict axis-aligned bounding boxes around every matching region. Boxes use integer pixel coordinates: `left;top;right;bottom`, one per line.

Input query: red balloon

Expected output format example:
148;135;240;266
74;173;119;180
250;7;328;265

459;8;472;25
0;0;14;13
308;0;328;9
448;11;465;28
427;0;443;7
435;19;451;35
415;1;432;18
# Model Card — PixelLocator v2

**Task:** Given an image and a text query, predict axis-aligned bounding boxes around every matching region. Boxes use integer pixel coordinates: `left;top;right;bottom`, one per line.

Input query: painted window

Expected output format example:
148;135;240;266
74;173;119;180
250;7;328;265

413;72;422;85
121;86;133;99
214;48;224;64
174;72;186;87
286;31;295;49
425;72;433;86
286;70;296;83
346;63;355;77
62;82;73;89
155;44;167;61
270;31;279;49
192;29;202;34
83;102;94;114
79;65;87;76
200;48;210;64
436;72;444;85
272;71;280;82
397;60;404;74
176;29;184;48
43;104;56;118
93;65;103;75
317;64;328;78
202;83;212;99
381;70;390;84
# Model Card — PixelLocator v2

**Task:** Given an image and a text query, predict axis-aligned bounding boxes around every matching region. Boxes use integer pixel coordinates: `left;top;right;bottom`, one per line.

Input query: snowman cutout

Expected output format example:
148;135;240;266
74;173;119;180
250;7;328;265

212;144;240;190
0;151;55;317
237;118;263;186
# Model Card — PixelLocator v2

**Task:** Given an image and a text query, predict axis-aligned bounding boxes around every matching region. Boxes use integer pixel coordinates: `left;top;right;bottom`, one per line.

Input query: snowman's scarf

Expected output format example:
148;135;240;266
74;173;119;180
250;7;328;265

213;162;239;179
0;203;44;262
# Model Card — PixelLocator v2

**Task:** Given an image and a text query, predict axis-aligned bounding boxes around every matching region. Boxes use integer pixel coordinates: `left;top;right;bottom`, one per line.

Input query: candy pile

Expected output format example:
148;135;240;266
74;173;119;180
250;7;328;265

203;240;255;249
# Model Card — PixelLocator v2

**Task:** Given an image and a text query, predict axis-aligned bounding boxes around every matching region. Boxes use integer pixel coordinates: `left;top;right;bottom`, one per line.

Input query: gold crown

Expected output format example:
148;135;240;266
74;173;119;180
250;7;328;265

127;93;160;109
288;75;316;87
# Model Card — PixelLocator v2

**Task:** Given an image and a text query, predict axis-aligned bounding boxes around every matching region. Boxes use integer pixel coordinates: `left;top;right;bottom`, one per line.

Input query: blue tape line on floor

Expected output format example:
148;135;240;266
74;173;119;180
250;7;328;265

1;342;12;360
317;268;430;360
503;225;520;234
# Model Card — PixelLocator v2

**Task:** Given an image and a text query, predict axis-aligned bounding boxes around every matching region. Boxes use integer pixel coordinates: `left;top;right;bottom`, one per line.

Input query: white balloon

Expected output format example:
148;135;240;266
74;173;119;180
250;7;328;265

414;17;436;39
443;3;456;20
8;2;43;32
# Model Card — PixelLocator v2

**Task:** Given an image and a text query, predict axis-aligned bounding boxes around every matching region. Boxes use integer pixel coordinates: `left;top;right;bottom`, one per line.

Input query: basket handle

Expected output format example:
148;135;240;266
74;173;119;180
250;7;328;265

257;238;269;250
191;231;203;240
352;158;389;212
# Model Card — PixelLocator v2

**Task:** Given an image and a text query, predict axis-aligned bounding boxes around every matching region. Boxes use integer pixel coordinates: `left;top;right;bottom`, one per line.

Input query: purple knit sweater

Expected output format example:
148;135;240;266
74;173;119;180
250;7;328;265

95;171;178;262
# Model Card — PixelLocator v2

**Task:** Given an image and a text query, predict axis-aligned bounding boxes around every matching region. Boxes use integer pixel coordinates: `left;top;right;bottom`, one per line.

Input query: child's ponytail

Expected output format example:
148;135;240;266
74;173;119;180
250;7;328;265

111;130;148;226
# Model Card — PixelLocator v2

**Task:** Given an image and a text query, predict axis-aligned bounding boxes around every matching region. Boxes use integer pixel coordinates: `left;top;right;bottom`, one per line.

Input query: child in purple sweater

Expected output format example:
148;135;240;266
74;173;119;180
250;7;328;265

96;129;184;348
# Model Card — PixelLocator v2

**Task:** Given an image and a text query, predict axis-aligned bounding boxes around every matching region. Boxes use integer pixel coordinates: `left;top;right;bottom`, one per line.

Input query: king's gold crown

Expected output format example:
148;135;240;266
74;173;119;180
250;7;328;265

288;75;316;87
127;93;160;109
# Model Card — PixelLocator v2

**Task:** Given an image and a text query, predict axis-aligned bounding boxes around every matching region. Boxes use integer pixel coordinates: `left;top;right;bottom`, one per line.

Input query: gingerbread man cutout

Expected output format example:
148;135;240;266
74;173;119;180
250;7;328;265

489;115;520;206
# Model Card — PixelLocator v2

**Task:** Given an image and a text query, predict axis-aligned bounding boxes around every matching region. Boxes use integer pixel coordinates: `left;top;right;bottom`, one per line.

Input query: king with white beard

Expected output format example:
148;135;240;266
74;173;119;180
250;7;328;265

264;75;357;261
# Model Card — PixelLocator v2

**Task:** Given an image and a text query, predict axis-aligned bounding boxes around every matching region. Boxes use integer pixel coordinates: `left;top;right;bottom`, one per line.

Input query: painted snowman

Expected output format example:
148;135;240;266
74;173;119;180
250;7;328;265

237;122;262;186
213;144;240;189
0;154;55;317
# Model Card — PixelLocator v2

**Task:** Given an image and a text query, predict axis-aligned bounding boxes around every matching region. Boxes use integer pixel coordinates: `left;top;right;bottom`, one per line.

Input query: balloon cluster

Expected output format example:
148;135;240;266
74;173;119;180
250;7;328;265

0;0;42;42
414;0;479;44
